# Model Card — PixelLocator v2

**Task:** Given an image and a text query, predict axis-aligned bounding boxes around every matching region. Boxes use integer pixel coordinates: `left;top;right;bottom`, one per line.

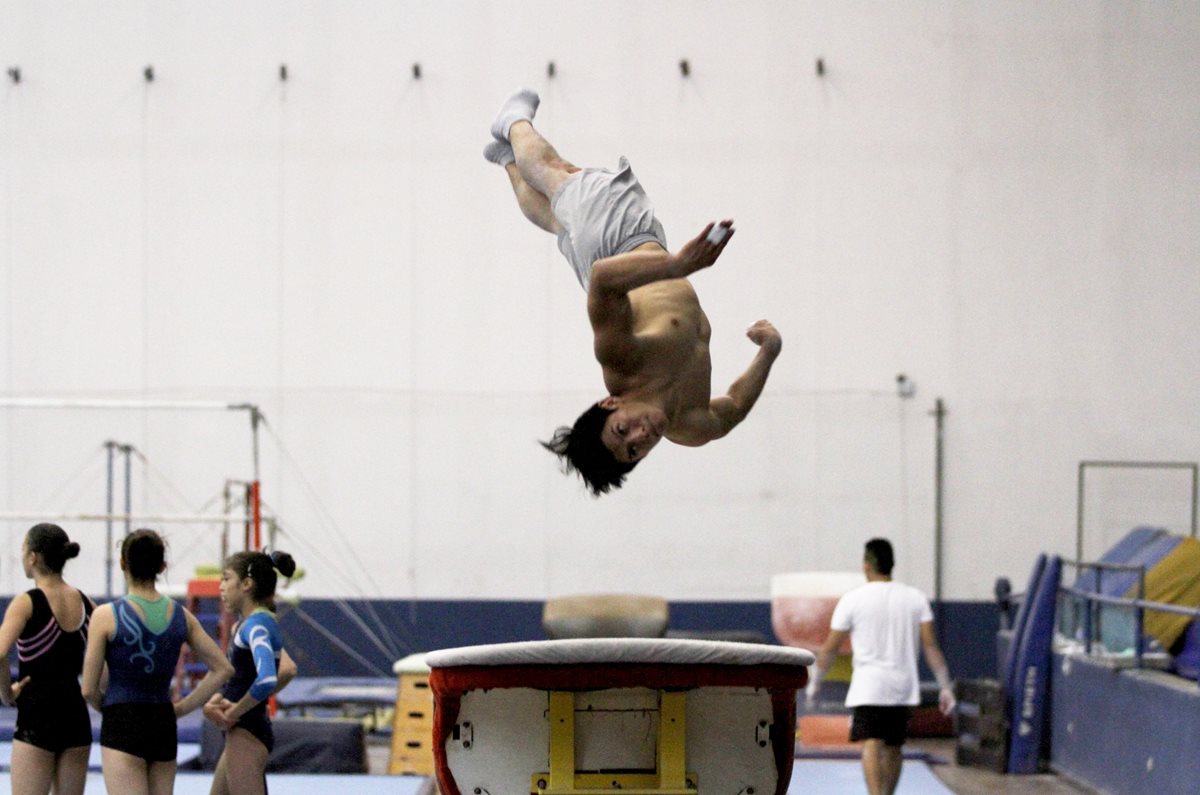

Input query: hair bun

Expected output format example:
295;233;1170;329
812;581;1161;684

270;550;296;578
64;541;81;560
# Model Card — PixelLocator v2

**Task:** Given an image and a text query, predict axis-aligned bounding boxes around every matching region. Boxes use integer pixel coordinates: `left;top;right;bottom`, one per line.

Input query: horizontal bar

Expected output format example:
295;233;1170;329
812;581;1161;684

0;398;256;412
1060;586;1200;619
1079;460;1198;470
0;512;251;524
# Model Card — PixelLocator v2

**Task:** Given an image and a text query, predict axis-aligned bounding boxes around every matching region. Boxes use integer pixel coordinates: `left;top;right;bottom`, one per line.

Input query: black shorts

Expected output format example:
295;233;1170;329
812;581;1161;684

101;703;178;762
14;696;93;753
850;705;913;747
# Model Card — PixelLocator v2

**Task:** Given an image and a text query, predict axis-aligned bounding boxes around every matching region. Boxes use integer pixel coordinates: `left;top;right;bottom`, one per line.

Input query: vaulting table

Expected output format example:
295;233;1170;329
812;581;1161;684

426;637;814;795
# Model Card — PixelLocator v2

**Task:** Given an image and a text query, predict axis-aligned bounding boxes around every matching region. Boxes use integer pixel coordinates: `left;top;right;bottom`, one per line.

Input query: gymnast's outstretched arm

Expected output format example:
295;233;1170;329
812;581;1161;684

673;319;782;445
589;222;733;299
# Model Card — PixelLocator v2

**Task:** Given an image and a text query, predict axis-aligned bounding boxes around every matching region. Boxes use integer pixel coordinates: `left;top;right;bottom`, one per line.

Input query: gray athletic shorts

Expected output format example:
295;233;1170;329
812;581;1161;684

550;156;668;292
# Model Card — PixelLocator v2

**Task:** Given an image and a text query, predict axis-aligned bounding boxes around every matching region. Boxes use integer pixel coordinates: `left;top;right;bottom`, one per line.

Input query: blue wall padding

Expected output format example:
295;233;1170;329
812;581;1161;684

1052;651;1200;795
927;601;1000;683
0;596;1001;680
273;599;999;679
1007;555;1061;774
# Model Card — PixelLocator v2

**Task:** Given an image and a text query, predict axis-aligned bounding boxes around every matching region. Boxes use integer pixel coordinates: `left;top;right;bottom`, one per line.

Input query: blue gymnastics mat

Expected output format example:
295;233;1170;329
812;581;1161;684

275;676;397;709
789;760;955;794
0;772;428;794
0;763;954;795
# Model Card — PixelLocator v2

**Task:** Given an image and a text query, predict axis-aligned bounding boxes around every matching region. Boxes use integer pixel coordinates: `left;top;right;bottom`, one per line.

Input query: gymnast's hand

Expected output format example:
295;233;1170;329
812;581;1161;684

746;319;782;358
673;221;734;278
203;697;236;730
3;675;31;705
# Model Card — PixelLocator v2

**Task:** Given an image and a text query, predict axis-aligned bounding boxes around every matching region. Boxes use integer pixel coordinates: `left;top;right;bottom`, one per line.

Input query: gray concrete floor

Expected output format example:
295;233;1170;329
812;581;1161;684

908;738;1101;795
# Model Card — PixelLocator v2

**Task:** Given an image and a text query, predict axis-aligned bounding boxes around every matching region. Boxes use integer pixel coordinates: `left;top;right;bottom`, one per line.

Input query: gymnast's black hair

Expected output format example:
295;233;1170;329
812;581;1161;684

864;537;895;576
122;529;167;583
541;402;637;497
25;523;81;574
225;549;297;612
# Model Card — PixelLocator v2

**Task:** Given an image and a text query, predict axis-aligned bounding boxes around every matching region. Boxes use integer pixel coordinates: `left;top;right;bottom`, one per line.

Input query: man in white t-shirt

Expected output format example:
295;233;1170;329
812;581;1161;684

807;538;956;795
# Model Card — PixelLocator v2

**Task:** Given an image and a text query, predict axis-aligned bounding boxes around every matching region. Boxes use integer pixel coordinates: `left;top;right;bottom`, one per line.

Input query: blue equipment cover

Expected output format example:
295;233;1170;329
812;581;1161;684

1093;532;1180;597
1004;554;1046;711
1171;620;1200;681
1073;527;1165;592
1007;555;1062;775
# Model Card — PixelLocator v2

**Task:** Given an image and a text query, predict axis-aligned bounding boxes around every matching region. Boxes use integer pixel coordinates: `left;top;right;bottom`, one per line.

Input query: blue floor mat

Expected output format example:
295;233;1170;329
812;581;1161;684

789;760;955;794
0;761;953;794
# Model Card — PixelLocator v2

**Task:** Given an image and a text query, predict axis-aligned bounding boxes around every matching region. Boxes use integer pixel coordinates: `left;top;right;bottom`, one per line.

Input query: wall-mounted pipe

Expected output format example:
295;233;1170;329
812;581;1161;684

931;398;947;643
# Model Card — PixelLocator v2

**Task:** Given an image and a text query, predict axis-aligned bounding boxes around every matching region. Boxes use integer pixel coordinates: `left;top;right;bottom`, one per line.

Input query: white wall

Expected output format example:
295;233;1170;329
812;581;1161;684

1;1;1196;602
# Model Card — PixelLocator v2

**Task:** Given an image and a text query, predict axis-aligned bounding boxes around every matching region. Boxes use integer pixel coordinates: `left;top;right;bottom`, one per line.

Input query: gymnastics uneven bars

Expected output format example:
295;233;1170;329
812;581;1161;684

0;397;267;586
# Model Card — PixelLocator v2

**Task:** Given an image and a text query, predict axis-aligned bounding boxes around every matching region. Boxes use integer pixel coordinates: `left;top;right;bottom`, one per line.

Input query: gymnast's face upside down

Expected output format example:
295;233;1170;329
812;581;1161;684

597;396;667;463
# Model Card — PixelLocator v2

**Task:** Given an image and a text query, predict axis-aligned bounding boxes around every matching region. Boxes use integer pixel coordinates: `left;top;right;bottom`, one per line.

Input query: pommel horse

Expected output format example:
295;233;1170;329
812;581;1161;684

426;638;814;795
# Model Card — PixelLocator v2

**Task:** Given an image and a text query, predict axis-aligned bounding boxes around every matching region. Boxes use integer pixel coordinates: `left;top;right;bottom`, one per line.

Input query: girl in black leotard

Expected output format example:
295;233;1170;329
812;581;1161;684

0;524;96;795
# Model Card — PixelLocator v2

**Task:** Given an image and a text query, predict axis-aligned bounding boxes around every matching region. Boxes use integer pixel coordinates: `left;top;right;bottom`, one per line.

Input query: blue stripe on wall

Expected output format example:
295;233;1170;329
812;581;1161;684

0;596;998;679
274;598;1000;679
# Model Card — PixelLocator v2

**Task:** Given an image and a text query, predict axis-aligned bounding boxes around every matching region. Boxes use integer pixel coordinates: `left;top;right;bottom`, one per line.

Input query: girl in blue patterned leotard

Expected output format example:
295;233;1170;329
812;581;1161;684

205;550;298;795
81;529;233;795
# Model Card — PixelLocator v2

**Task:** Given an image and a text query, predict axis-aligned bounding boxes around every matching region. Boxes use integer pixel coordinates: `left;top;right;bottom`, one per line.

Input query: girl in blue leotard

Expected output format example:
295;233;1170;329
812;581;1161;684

205;550;298;795
81;529;234;795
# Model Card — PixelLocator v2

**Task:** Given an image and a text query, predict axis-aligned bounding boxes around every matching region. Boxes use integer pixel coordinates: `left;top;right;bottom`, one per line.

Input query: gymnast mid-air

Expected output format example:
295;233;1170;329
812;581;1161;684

485;89;782;495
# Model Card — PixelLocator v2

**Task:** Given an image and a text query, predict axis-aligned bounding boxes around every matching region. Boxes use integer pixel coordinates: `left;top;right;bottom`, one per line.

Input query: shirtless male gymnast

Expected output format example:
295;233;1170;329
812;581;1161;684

485;89;782;495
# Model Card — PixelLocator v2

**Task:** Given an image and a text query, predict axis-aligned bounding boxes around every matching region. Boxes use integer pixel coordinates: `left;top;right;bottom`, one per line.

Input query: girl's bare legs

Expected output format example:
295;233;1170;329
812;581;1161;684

222;728;269;795
100;747;178;795
10;741;55;795
102;747;151;795
148;759;178;795
208;751;229;795
51;746;89;795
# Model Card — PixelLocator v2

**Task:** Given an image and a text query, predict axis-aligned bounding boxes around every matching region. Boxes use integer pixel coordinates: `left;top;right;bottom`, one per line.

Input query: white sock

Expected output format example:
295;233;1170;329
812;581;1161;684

483;140;515;167
491;88;539;141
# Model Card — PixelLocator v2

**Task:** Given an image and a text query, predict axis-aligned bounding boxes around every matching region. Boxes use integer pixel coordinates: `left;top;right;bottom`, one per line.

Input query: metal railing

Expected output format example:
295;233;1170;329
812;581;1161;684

1059;559;1200;687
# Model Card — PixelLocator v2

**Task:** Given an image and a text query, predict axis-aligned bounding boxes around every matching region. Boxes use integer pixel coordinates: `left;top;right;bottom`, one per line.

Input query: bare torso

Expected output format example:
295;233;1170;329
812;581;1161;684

588;226;779;456
599;245;714;443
